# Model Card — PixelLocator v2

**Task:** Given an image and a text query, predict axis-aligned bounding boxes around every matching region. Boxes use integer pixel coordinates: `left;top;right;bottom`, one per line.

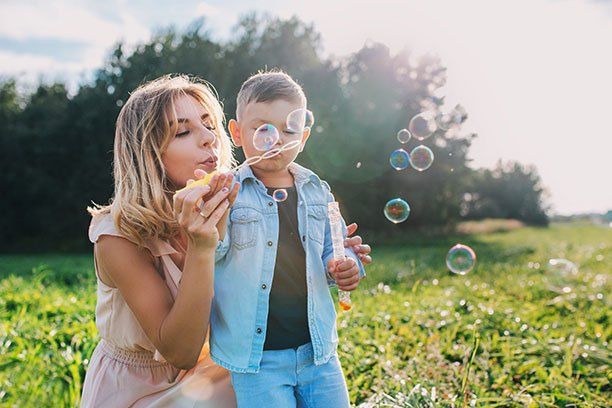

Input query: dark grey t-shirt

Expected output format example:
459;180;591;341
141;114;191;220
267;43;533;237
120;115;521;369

263;186;310;350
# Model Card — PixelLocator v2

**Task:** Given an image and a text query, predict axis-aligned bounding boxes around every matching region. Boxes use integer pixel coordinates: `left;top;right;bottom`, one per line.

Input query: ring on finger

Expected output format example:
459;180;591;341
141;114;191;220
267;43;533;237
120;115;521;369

198;200;207;218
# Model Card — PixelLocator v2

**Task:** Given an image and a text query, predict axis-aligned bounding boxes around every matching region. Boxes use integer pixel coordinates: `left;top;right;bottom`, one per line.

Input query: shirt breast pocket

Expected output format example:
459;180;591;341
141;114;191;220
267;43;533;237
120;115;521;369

230;207;261;250
307;205;327;246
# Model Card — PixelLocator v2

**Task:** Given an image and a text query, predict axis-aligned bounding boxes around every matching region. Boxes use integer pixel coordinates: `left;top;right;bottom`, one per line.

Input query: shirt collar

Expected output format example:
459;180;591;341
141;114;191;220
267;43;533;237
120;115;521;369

236;162;321;188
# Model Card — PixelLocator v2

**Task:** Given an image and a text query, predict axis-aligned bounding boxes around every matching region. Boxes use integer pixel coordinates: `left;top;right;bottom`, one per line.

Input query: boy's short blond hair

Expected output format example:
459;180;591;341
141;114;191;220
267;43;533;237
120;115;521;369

236;70;307;121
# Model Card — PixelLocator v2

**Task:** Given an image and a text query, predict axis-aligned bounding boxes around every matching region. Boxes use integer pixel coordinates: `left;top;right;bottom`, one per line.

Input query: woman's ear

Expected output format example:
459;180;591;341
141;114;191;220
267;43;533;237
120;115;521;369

228;119;242;147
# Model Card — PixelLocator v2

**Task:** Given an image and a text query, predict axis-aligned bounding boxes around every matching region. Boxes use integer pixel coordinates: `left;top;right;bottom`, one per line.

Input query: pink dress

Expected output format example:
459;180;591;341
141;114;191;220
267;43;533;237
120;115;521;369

81;213;236;407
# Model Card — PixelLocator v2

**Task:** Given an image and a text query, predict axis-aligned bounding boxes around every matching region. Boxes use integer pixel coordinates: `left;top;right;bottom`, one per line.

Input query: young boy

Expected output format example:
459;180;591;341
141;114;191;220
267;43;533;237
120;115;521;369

210;70;366;407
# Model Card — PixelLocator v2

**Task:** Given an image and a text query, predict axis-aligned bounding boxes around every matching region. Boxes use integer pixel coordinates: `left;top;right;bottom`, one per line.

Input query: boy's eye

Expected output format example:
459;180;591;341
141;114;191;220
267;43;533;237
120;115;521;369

283;129;298;135
176;130;189;137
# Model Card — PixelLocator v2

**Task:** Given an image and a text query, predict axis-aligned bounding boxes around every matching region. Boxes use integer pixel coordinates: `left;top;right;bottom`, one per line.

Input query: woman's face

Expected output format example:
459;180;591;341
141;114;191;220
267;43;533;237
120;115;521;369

162;94;220;190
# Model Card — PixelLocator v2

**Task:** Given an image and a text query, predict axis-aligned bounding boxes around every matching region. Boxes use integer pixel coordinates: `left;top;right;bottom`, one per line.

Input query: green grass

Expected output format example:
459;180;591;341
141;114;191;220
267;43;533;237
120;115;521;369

0;223;610;407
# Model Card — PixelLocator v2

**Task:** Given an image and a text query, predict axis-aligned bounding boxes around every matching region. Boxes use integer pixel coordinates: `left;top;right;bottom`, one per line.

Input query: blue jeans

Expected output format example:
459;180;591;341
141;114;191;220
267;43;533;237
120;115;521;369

229;342;350;408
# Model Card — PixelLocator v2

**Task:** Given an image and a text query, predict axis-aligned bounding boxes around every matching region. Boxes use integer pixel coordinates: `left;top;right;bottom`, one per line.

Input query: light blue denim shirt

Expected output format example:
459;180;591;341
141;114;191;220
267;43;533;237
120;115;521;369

210;162;366;373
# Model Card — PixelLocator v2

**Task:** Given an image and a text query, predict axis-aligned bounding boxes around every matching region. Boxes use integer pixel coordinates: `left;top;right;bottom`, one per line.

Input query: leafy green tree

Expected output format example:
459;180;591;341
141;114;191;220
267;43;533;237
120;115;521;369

462;161;550;225
0;14;549;252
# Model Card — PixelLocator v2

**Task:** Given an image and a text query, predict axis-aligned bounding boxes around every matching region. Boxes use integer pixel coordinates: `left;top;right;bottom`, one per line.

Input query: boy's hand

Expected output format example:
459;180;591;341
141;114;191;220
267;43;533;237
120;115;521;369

327;258;360;291
345;223;372;265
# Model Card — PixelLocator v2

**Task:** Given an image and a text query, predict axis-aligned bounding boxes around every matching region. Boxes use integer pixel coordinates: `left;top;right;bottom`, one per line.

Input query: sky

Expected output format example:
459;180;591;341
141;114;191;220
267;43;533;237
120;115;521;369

1;0;611;215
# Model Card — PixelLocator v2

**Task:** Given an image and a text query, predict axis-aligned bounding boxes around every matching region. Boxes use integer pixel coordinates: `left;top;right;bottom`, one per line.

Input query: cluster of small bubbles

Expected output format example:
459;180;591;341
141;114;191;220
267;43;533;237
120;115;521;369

253;124;279;151
272;189;288;202
396;129;412;144
384;198;411;223
408;111;437;140
384;111;442;222
389;149;410;170
409;145;434;171
446;244;477;275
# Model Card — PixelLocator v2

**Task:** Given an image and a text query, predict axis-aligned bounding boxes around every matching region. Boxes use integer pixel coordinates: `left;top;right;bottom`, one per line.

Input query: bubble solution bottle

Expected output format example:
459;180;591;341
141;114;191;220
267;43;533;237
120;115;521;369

327;202;352;311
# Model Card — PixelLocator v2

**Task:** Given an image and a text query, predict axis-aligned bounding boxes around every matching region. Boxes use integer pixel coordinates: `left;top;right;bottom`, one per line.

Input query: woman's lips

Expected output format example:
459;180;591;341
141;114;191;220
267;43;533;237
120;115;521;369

199;156;218;166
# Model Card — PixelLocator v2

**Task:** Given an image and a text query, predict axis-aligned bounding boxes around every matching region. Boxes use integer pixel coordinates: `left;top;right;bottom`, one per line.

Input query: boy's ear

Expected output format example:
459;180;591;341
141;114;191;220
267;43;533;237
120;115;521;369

299;127;311;152
228;119;242;147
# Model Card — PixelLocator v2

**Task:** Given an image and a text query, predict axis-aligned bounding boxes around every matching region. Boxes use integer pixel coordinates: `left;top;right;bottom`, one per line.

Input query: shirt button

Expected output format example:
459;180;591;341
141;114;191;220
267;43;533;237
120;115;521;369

268;202;274;206
261;283;267;290
302;235;306;242
267;241;273;246
256;328;262;334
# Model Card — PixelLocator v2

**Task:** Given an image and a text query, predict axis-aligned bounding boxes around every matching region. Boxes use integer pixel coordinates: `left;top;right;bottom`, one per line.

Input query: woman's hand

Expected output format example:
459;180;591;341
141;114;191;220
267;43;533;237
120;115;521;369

344;223;372;266
189;169;239;241
173;172;233;251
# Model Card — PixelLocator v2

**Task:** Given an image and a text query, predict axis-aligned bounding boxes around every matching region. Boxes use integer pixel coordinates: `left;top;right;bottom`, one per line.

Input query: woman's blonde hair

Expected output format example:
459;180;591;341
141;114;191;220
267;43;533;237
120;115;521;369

88;74;235;248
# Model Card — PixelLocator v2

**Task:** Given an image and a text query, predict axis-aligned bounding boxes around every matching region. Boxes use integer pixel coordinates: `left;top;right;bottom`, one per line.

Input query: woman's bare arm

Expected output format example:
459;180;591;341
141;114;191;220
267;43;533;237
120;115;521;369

96;236;215;369
95;178;232;370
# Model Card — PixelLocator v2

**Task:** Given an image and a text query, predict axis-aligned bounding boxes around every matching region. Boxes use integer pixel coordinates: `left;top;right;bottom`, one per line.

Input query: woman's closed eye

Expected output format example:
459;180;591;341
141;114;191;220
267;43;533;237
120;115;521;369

175;122;216;137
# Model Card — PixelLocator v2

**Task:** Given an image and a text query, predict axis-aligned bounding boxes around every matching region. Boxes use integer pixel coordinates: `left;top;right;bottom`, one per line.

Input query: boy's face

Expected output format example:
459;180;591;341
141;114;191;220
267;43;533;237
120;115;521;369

229;99;310;173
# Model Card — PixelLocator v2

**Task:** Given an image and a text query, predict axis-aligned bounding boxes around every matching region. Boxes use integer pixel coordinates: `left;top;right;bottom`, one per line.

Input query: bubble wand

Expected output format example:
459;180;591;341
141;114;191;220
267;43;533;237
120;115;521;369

176;108;313;196
328;201;352;311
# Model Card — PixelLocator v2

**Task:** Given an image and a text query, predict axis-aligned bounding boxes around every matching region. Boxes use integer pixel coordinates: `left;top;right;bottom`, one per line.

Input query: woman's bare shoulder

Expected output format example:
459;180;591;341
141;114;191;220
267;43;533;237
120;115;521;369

95;235;157;288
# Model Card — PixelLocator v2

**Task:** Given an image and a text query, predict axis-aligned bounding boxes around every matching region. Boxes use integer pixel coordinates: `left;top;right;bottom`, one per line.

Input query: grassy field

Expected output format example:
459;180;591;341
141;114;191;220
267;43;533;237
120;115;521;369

0;223;610;407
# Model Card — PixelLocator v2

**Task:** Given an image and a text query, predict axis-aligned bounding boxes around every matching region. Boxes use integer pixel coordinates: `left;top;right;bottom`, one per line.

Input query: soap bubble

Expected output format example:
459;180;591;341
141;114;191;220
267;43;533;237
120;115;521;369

389;149;410;170
272;189;288;202
396;129;411;144
384;198;410;223
409;145;434;171
253;124;279;151
408;112;437;140
547;259;578;276
286;108;315;133
446;244;476;275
